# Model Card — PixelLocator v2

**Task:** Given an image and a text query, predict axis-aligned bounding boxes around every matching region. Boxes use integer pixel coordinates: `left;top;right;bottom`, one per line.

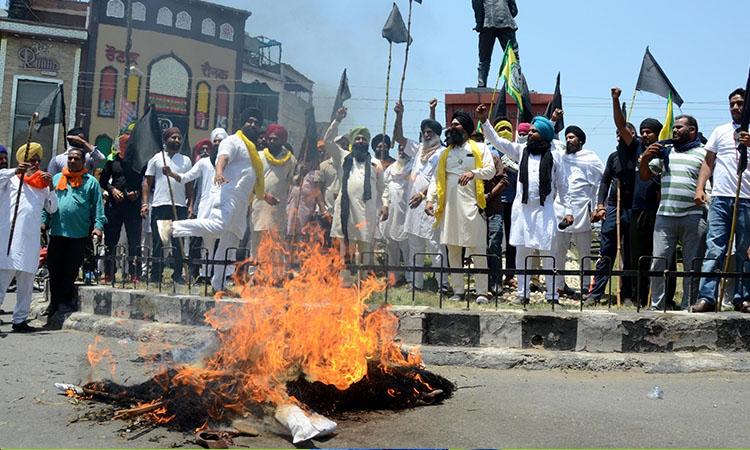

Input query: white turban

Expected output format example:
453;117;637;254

210;128;229;142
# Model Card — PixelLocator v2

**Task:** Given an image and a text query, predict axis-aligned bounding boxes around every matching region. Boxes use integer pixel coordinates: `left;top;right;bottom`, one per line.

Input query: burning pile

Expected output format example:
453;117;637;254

67;232;454;439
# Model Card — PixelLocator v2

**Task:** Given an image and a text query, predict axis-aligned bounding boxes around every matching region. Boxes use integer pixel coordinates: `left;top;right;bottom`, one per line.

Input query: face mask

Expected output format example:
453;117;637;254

516;134;528;145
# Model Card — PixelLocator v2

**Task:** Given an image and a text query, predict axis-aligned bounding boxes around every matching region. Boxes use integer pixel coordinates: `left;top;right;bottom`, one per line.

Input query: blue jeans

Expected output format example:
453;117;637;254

590;206;633;299
487;213;504;292
698;196;750;306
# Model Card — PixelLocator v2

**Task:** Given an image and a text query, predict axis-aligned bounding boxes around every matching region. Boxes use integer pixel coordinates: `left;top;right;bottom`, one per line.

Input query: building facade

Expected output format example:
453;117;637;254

82;0;250;152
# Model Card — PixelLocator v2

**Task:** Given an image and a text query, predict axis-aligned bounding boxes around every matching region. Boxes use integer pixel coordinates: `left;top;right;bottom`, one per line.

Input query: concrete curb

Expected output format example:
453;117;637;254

77;286;750;353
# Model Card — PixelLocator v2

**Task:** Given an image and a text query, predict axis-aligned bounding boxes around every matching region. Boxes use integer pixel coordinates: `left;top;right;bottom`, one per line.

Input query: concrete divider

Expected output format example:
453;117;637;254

76;286;750;353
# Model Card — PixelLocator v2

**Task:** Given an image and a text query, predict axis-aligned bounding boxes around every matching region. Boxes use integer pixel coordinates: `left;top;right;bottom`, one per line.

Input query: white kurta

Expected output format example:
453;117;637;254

427;141;495;248
252;151;296;233
178;157;215;219
172;134;255;240
0;170;57;273
483;119;561;251
324;121;385;243
319;158;339;214
403;139;444;240
553;148;604;233
380;159;411;242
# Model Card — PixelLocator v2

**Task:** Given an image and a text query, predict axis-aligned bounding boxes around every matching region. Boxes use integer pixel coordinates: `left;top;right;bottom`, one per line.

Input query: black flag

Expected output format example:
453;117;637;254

299;107;319;164
382;3;412;44
519;73;534;124
330;69;351;121
544;72;564;133
125;105;163;174
36;84;65;131
492;83;508;123
635;47;684;107
737;66;750;175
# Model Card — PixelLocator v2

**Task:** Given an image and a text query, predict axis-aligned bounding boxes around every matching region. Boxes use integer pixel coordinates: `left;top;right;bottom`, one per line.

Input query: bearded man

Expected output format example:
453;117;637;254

425;111;496;304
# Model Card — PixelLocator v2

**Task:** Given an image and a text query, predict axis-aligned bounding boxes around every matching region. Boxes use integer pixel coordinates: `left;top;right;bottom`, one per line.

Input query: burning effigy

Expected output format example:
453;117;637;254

58;232;454;445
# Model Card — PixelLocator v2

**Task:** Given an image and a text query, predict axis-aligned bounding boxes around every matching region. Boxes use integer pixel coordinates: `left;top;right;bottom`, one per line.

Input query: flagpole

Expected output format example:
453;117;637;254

7;112;39;255
627;90;638;121
716;175;743;312
117;0;133;130
397;0;413;103
488;56;505;122
383;41;393;145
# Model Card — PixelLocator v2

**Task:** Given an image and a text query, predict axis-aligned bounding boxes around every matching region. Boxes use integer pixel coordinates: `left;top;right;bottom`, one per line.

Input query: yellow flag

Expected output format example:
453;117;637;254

500;44;524;113
659;92;674;141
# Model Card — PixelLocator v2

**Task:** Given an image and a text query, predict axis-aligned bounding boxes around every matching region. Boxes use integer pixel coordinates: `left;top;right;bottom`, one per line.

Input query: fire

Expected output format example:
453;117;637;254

87;335;117;382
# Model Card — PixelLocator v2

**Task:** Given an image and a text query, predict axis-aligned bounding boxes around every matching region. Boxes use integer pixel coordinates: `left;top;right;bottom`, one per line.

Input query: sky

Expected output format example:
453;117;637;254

214;0;747;160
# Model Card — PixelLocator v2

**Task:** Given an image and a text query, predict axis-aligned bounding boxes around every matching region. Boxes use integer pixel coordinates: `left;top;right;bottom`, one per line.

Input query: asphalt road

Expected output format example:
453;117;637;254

1;294;748;448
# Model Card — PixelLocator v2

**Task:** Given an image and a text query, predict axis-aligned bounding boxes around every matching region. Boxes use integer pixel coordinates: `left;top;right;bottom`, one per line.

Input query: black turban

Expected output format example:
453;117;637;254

371;133;391;151
565;125;586;145
452;111;475;135
420;119;443;136
640;118;663;135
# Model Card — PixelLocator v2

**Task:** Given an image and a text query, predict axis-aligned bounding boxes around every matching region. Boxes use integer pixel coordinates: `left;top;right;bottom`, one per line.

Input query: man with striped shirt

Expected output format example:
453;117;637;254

639;115;707;310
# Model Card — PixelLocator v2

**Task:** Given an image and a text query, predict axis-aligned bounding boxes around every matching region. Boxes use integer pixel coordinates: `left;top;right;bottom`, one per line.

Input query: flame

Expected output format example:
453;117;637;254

87;335;117;382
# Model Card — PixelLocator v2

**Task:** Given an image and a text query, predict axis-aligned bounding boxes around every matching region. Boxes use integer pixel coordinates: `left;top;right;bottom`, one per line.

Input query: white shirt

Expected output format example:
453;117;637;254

705;122;750;199
177;157;215;219
403;139;444;240
381;159;411;242
553;148;604;233
145;151;193;207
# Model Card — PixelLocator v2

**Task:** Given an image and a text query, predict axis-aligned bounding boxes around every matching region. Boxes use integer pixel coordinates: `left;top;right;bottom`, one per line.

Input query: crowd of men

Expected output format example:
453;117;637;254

0;85;748;333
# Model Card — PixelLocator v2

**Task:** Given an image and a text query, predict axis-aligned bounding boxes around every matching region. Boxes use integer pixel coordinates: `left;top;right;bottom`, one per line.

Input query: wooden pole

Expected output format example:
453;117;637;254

615;179;623;307
715;172;744;312
7;112;39;255
397;0;413;103
383;41;393;145
627;90;638;121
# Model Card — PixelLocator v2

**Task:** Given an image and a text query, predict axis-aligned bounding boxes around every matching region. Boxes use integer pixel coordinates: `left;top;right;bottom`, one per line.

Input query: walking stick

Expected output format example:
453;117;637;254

7;112;39;255
159;149;189;280
716;173;744;312
615;179;623;307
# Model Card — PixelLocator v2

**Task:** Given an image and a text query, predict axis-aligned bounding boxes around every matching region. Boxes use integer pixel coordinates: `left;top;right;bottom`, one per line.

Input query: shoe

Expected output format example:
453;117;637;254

448;294;464;302
102;275;112;285
12;321;39;333
692;299;715;313
0;308;9;315
582;294;600;307
439;285;454;295
83;272;94;285
476;295;490;305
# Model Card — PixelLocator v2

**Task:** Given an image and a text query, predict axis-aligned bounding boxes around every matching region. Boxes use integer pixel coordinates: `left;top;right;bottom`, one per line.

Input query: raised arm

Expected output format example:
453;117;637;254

612;87;634;147
393;101;407;147
477;104;524;162
323;107;348;168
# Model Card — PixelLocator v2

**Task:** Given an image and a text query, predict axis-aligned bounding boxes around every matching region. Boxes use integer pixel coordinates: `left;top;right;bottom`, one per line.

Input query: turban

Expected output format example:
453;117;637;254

16;142;43;163
371;134;391;151
452;111;475;135
0;145;7;155
162;126;181;143
640;118;663;135
420;119;443;136
494;120;514;141
532;116;555;142
348;127;371;146
517;122;531;134
194;138;212;157
265;124;289;143
565;125;587;145
67;126;85;137
245;107;263;125
210;128;228;142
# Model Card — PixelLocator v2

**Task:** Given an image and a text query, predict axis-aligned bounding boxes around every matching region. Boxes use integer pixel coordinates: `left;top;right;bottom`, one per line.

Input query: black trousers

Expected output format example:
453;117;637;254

501;201;516;274
478;27;519;73
629;209;657;305
150;205;187;282
48;235;87;314
104;201;142;277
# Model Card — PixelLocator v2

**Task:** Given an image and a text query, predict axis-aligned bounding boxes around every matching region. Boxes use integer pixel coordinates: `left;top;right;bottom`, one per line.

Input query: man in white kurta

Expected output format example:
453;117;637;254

172;123;259;291
393;101;447;291
426;111;495;303
553;126;604;296
0;144;57;331
481;106;563;303
380;151;411;283
252;124;297;248
324;108;385;265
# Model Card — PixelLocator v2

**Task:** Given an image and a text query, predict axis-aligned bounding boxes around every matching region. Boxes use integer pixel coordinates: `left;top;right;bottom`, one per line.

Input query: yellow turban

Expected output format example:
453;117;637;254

16;142;43;163
494;120;514;141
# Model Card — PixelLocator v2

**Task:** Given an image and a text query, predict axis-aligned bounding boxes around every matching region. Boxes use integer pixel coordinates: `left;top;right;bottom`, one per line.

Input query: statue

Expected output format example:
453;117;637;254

472;0;520;88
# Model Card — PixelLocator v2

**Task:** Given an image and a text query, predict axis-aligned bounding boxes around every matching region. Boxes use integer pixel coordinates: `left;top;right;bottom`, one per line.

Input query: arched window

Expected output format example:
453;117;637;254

176;11;191;30
131;2;146;21
106;0;124;18
194;82;211;130
147;55;191;120
219;23;234;41
98;66;118;118
156;7;173;26
201;18;215;36
215;85;229;129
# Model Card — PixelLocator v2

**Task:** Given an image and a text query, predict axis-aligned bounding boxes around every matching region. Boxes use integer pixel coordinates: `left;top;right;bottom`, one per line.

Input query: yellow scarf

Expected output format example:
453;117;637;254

434;139;486;222
263;147;292;166
236;130;265;200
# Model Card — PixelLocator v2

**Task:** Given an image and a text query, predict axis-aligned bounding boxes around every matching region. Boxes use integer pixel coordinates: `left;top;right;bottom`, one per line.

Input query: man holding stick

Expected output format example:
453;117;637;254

693;88;750;313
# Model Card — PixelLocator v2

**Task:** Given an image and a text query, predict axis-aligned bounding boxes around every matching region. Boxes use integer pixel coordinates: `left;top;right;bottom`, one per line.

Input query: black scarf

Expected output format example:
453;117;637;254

519;140;554;206
340;147;372;242
664;136;702;173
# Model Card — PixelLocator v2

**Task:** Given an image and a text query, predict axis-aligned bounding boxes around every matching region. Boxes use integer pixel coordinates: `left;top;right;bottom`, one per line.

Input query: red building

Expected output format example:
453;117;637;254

445;89;552;126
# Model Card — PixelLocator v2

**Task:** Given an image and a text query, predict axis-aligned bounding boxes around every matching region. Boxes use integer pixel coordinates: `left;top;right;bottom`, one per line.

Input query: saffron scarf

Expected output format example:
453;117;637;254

56;167;88;191
434;140;486;222
263;147;292;166
19;170;49;189
236;130;265;200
